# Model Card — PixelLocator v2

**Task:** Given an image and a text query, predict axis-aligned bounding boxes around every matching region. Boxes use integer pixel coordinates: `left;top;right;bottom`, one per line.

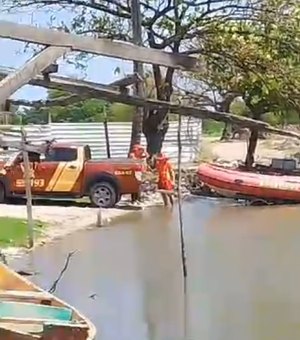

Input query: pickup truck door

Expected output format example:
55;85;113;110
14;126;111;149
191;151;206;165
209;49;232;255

7;156;27;194
39;146;85;194
7;152;55;194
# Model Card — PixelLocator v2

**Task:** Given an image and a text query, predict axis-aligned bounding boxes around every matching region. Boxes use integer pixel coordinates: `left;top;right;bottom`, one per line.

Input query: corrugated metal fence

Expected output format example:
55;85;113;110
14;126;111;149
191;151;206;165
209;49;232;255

0;118;202;163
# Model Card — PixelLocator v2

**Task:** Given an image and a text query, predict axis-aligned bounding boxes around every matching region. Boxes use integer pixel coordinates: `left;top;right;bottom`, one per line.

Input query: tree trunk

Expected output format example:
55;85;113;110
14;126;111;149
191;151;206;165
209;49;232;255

143;33;177;157
144;128;166;155
218;93;238;141
142;65;173;157
220;122;231;140
245;128;258;168
129;103;143;150
143;108;169;156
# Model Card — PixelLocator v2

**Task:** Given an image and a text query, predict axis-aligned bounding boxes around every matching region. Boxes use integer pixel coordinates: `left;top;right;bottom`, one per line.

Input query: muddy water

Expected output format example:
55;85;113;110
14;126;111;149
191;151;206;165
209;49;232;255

11;198;300;340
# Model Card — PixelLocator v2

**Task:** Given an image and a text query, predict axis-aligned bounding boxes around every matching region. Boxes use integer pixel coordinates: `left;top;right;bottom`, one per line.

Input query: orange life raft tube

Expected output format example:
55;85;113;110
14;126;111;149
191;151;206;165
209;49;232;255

197;163;300;202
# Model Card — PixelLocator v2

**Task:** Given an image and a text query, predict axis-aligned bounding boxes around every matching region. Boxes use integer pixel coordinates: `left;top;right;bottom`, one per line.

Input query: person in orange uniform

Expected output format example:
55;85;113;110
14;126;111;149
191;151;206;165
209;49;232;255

155;154;175;207
129;144;149;203
129;144;149;161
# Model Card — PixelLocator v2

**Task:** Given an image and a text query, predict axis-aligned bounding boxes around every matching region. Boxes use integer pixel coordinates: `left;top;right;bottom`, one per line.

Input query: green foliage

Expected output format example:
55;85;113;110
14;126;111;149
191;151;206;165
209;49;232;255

193;1;300;164
24;99;108;124
22;73;166;124
195;3;300;119
22;108;48;125
202;120;224;136
23;89;136;123
260;112;281;126
229;99;249;117
110;103;134;122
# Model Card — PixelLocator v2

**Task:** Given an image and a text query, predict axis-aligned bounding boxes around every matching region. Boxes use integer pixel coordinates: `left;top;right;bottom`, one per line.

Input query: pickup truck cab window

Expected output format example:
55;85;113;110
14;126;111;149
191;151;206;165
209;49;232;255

14;152;40;165
44;148;77;162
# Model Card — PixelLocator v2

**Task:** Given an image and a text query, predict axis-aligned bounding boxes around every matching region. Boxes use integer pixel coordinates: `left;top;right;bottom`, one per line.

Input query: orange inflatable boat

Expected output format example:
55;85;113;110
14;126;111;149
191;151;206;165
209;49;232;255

197;163;300;202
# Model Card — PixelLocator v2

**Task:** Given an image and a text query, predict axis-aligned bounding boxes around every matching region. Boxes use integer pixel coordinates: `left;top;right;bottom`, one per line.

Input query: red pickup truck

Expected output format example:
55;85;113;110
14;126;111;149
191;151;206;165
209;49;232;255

0;143;144;208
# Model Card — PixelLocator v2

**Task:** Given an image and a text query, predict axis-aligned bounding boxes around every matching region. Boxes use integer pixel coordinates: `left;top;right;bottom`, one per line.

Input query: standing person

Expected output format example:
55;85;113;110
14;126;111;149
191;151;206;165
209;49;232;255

156;154;175;207
129;144;149;161
129;144;149;204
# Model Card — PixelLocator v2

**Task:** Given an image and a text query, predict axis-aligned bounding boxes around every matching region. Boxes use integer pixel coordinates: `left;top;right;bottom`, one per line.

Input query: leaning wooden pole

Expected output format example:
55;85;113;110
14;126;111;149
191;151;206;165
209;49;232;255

0;46;69;104
1;67;299;140
177;112;187;338
0;20;200;70
21;128;34;248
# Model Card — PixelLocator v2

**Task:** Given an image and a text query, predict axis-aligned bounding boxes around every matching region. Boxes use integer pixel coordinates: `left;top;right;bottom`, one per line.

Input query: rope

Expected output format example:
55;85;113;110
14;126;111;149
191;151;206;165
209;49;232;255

177;112;188;339
177;113;187;278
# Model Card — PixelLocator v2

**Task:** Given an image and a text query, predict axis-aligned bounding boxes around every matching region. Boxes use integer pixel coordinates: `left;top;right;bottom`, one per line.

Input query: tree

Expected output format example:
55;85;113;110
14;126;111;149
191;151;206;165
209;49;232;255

4;0;264;155
192;1;300;166
110;103;135;122
22;89;110;124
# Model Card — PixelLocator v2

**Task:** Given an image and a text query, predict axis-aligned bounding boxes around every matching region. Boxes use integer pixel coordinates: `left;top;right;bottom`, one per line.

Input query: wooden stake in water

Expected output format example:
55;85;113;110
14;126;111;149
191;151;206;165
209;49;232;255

177;112;187;338
21;129;34;248
103;106;111;158
97;207;103;227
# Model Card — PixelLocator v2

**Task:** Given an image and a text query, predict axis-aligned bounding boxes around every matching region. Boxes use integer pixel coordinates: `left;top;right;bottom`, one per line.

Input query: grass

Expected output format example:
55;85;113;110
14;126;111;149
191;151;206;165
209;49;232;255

202;119;224;137
0;217;45;248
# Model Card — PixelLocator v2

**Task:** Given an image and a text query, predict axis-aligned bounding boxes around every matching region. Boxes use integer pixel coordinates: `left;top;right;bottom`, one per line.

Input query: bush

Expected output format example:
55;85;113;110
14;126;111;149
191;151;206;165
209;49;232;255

202;120;224;136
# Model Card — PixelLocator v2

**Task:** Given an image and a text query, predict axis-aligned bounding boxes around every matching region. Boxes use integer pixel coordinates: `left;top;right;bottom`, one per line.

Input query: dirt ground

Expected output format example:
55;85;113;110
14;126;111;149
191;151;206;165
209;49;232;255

0;204;126;258
0;195;164;259
201;136;300;164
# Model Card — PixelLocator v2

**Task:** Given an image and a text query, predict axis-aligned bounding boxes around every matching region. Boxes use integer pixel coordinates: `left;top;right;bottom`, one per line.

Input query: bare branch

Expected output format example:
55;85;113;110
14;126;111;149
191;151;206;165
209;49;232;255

48;251;76;294
7;0;131;18
144;1;175;28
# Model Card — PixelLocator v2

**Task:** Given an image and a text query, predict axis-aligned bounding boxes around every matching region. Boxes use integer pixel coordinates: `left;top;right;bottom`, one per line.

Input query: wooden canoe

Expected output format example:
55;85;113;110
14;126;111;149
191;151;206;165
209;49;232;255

0;263;96;339
197;162;300;202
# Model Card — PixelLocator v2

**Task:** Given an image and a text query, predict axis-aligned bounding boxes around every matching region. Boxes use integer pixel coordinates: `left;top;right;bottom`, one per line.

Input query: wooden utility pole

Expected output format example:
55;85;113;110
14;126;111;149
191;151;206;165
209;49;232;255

129;0;145;151
21;128;34;248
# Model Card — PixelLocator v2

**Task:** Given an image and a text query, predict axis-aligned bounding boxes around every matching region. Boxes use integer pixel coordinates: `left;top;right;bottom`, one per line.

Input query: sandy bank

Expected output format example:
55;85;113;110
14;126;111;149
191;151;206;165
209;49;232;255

0;195;164;260
202;136;300;164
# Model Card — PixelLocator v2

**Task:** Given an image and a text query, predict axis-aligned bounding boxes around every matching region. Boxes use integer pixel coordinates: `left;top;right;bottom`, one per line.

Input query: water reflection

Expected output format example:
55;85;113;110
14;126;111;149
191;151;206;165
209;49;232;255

10;199;300;340
134;208;184;340
188;204;300;340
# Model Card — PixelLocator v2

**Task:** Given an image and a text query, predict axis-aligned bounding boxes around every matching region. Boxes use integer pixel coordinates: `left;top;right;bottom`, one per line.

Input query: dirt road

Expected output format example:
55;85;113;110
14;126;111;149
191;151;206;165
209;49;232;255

202;136;300;163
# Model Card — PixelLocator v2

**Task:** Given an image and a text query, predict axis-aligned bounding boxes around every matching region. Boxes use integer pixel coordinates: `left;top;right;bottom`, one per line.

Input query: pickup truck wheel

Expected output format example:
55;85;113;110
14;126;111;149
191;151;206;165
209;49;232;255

0;184;5;203
90;182;117;208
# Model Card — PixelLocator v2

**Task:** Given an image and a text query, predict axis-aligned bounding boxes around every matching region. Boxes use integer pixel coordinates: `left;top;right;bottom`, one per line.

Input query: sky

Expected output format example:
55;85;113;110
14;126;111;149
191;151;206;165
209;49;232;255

0;8;132;101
